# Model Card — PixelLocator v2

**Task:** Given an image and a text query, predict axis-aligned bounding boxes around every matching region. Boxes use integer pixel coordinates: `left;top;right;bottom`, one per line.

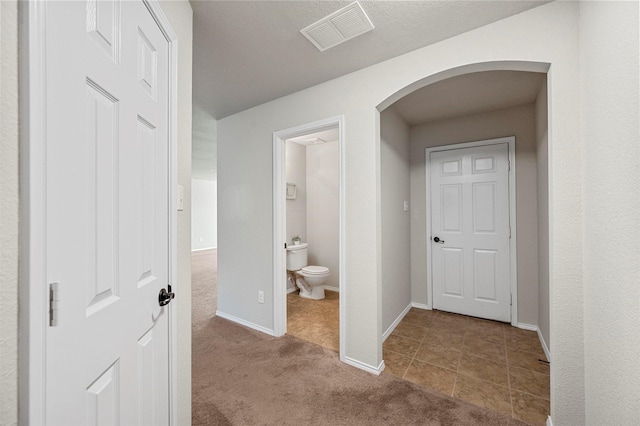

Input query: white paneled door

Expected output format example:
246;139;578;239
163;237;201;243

45;1;173;424
430;143;511;322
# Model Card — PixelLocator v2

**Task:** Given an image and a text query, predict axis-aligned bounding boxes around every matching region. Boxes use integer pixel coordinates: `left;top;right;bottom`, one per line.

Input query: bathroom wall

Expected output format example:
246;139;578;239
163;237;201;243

286;140;307;245
409;104;541;327
307;140;340;290
191;178;218;250
380;108;412;333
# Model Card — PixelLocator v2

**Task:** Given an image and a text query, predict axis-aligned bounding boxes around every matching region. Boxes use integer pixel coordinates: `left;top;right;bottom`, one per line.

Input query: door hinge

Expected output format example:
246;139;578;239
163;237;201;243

508;160;511;171
49;282;60;326
510;294;513;306
509;226;512;238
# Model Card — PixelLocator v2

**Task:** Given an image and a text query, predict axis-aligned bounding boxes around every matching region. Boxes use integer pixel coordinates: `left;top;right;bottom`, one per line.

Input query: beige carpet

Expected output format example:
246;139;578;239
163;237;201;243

191;250;525;425
191;248;217;333
192;317;526;425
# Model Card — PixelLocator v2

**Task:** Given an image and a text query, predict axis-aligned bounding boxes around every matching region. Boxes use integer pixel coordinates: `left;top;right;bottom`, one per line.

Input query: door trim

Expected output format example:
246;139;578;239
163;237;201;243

272;115;346;363
425;137;518;326
19;1;179;423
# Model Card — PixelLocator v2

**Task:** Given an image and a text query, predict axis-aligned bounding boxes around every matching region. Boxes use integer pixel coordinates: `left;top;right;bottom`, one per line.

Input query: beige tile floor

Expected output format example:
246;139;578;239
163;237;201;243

287;295;549;425
287;290;339;352
384;308;550;425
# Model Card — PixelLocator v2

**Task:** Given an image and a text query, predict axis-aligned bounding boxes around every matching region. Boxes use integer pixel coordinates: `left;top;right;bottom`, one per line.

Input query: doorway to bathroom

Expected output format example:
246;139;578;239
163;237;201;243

273;116;345;362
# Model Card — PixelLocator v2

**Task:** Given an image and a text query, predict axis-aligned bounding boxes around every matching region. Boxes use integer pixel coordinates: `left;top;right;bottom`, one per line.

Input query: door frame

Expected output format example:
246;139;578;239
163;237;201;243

272;115;346;363
425;136;518;326
18;1;180;423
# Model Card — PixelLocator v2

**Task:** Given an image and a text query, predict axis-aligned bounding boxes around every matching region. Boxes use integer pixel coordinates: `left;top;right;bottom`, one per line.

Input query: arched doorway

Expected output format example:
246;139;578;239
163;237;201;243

376;64;551;424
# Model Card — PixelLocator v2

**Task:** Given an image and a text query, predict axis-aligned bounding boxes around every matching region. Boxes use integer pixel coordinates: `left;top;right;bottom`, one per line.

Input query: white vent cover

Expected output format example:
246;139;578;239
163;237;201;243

301;1;374;52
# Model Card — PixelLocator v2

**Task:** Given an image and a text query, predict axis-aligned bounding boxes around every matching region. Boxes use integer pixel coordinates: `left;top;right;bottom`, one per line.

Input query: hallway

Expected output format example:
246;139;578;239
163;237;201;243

191;251;545;424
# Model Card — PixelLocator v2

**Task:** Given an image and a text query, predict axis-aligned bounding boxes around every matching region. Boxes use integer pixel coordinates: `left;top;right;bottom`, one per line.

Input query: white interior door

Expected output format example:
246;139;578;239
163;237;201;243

45;1;173;424
430;143;511;322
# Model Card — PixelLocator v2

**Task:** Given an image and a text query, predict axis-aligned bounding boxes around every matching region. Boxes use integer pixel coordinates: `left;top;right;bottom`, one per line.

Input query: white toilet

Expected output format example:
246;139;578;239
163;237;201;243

286;243;330;300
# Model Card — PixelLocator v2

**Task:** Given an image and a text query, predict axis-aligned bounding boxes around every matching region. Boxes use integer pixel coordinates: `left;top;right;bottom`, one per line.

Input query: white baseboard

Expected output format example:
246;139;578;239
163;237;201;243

537;328;552;363
343;356;385;376
215;311;275;336
517;323;552;363
517;322;538;331
382;303;412;342
286;287;297;294
191;246;217;252
546;416;553;426
411;302;430;310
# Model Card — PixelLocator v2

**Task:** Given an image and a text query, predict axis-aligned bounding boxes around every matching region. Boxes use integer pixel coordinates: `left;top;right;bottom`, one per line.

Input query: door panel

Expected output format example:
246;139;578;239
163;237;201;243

85;80;120;316
430;143;511;322
441;184;463;232
473;249;498;301
86;361;120;426
442;248;464;297
45;1;172;424
472;182;496;233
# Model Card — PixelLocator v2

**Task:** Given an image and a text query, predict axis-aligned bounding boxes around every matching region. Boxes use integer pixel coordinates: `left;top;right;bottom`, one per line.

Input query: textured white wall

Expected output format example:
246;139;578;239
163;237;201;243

409;104;540;327
191;179;217;250
580;1;640;423
0;1;19;424
157;1;193;424
380;108;412;332
217;3;584;413
307;140;340;290
192;104;217;181
535;79;550;352
286;140;307;245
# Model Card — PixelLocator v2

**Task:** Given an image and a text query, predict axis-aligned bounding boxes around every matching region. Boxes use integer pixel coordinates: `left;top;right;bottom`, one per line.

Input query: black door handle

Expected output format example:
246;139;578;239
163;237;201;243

433;237;445;244
158;286;175;306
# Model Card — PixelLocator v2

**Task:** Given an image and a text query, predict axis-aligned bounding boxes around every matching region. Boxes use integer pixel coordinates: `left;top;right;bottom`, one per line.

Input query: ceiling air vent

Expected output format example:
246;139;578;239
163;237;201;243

301;1;374;52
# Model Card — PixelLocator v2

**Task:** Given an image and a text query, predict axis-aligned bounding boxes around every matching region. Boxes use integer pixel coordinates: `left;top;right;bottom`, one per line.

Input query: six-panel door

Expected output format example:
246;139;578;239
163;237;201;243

45;1;172;424
430;143;511;322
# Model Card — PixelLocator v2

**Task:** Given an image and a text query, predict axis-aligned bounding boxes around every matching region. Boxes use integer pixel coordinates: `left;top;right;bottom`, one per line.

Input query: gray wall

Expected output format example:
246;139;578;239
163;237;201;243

535;79;550;352
307;141;340;290
191;104;217;181
191;178;218;250
380;108;412;333
580;1;640;423
409;104;541;327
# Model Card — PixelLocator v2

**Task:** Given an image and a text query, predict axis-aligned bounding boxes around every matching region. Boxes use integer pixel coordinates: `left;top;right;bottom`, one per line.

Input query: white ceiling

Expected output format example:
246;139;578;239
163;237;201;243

391;71;546;126
191;0;548;120
287;127;340;146
190;1;549;180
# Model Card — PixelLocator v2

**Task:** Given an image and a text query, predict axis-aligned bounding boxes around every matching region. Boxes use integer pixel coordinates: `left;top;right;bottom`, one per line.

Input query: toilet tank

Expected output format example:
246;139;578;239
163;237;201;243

286;243;308;271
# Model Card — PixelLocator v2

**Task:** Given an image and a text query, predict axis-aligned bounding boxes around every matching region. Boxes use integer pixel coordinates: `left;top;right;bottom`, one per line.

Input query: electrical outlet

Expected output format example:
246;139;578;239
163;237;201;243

258;291;264;304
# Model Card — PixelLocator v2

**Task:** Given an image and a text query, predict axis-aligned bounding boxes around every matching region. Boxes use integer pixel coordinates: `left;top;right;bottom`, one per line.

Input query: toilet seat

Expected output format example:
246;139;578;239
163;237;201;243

300;265;329;275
